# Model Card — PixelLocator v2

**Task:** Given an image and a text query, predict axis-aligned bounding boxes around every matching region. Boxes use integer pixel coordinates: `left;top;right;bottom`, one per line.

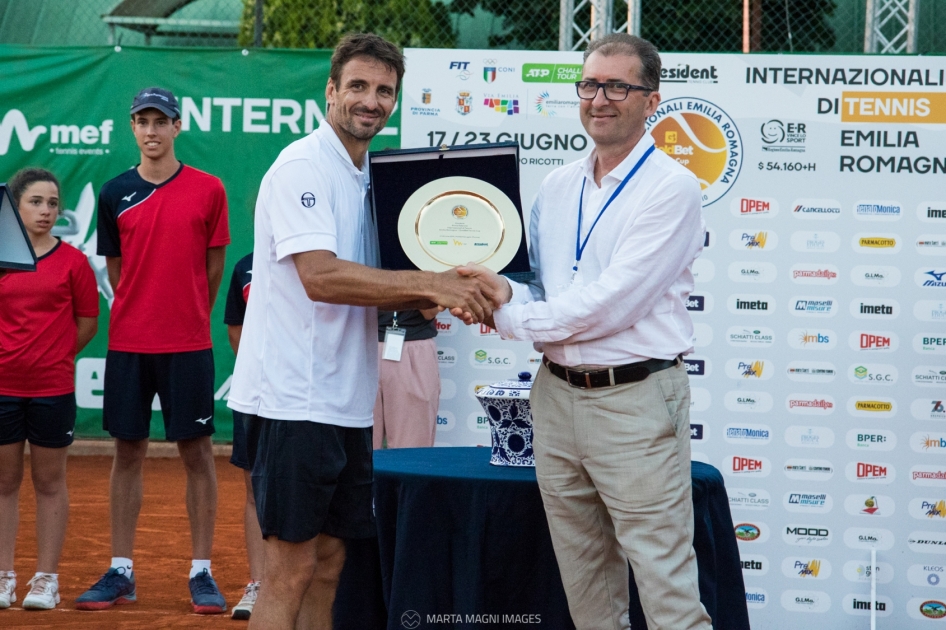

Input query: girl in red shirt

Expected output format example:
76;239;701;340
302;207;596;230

0;168;99;610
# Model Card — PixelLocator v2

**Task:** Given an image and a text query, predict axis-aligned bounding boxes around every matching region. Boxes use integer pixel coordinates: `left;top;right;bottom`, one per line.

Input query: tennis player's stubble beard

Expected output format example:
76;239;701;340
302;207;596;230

331;102;389;143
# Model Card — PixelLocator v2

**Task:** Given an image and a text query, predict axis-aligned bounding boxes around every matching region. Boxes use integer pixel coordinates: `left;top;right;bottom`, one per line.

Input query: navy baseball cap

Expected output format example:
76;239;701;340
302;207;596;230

130;87;180;118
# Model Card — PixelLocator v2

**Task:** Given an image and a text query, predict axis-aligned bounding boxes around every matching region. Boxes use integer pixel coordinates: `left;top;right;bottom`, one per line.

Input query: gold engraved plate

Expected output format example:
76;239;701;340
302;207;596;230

397;176;522;272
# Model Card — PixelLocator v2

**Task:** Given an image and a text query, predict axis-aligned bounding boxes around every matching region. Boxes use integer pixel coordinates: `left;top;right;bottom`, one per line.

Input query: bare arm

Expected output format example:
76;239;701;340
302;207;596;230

291;250;499;322
206;246;226;310
76;316;98;354
105;257;121;292
419;306;443;320
227;324;242;356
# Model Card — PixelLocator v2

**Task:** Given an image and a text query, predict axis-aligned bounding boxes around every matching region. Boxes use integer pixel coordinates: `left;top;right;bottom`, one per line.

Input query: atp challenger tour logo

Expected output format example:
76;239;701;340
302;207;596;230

646;97;742;206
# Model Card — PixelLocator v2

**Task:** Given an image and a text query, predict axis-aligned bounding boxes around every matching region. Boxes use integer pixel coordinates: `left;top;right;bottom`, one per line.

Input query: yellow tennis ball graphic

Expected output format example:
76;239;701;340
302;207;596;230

646;97;743;206
652;113;727;190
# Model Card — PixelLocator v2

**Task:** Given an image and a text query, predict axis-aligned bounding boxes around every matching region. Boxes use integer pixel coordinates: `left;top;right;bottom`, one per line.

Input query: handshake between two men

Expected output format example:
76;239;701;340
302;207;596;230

433;263;512;328
290;251;511;327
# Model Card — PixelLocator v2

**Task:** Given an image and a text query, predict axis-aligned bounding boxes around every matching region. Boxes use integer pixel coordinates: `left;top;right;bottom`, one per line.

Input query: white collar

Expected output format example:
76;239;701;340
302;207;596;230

317;121;368;178
581;132;656;186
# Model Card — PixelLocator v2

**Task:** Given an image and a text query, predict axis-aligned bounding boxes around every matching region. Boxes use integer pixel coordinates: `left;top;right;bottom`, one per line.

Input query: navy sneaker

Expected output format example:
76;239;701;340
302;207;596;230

189;569;226;614
75;567;136;610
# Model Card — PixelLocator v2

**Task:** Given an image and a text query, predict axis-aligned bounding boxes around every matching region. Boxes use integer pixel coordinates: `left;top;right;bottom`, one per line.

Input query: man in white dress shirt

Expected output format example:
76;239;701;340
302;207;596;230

459;34;712;630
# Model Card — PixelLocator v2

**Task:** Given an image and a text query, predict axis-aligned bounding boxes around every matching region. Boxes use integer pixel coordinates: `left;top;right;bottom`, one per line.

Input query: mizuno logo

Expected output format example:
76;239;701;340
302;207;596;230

195;416;212;425
66;430;74;436
928;270;946;282
115;190;155;218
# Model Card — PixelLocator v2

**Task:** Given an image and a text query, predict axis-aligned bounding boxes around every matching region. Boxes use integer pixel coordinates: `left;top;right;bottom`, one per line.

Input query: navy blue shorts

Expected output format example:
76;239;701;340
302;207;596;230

229;410;250;470
103;349;215;442
0;393;76;448
245;415;375;542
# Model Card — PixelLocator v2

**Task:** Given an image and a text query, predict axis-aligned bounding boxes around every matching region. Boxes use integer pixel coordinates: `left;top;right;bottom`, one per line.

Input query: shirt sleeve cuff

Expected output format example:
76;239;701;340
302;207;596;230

275;233;337;262
493;302;526;341
507;279;534;305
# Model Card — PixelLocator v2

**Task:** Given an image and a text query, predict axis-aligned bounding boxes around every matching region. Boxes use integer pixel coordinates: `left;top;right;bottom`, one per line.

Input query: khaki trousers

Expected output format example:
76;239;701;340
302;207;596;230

530;362;712;630
372;339;440;449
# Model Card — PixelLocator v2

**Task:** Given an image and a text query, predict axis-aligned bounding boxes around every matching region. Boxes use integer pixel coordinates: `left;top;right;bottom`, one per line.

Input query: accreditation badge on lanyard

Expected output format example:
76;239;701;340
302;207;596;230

382;311;406;362
572;144;656;286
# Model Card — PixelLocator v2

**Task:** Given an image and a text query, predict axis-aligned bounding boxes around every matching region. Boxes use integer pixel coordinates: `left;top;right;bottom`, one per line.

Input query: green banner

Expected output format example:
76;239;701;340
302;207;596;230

0;45;400;441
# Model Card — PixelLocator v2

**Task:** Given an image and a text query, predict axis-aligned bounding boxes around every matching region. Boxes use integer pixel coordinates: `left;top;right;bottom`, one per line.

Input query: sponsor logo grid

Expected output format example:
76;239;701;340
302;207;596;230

400;51;946;628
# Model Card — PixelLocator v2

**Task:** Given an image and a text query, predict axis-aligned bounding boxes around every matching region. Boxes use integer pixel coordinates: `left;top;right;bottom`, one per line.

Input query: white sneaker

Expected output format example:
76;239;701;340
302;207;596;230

0;571;15;608
231;581;259;620
22;573;59;610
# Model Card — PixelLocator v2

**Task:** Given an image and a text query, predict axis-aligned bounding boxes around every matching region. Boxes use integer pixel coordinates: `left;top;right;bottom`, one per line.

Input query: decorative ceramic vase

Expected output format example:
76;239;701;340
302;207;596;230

475;371;535;467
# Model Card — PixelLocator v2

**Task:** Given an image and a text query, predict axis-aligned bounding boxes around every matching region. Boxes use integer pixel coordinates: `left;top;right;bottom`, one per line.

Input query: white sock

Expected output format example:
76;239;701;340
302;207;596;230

190;559;211;579
110;558;133;574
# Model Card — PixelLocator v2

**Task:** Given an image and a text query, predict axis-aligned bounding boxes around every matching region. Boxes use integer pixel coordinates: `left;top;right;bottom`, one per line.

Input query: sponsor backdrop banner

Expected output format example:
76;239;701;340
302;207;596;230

2;44;946;627
403;49;946;628
0;45;399;441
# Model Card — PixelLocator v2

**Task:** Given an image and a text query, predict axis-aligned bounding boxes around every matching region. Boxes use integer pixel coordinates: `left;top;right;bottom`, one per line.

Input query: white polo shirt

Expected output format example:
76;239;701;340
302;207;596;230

494;133;704;367
228;123;379;427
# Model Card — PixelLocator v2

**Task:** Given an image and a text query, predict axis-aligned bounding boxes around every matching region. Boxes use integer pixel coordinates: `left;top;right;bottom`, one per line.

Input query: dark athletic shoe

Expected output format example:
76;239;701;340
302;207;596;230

189;569;226;614
75;567;137;610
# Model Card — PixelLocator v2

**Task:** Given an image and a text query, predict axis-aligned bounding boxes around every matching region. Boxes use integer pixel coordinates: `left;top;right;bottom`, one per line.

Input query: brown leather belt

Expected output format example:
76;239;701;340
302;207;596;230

542;355;682;389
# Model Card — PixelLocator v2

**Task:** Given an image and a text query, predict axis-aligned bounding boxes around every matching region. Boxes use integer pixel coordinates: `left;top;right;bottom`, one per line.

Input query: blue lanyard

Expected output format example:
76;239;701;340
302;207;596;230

573;144;656;272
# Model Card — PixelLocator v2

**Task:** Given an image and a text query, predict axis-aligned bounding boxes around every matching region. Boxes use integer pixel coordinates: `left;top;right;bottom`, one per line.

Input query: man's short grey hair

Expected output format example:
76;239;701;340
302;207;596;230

584;33;661;92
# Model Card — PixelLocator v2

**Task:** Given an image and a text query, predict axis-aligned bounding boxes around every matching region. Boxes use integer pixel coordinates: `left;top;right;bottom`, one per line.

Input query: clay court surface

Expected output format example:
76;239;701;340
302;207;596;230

5;454;254;628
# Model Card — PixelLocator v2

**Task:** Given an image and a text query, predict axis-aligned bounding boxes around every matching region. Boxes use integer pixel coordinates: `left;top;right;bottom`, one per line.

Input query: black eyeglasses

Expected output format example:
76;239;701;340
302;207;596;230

574;80;653;101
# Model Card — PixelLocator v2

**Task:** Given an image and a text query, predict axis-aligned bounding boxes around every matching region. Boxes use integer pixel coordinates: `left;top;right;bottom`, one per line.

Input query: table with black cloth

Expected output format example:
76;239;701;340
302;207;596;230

334;447;750;630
